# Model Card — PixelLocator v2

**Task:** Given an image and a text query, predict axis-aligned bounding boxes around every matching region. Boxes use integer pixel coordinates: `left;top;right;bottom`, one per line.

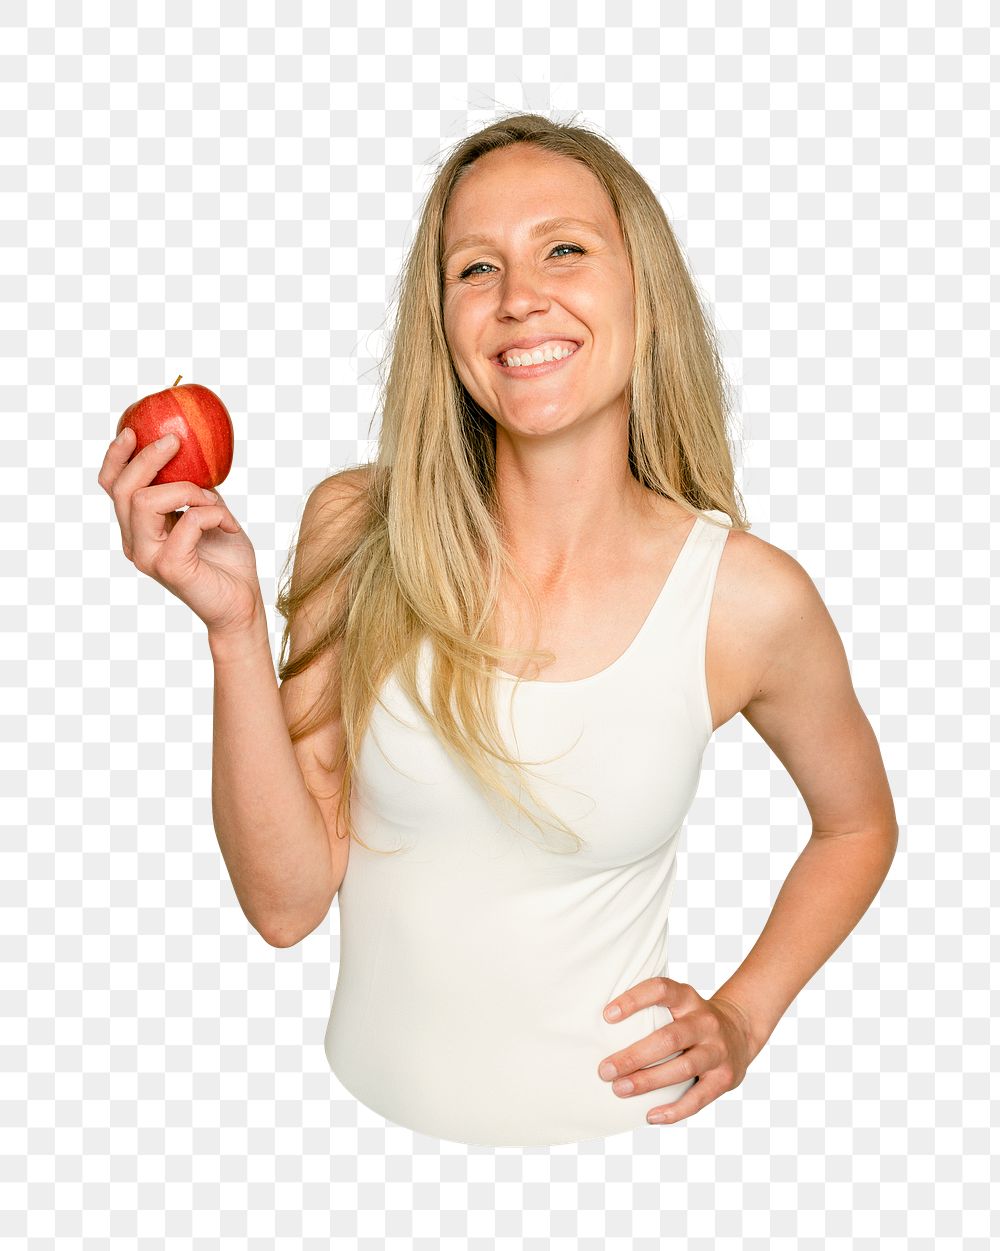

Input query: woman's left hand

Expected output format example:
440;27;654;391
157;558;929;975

597;977;757;1124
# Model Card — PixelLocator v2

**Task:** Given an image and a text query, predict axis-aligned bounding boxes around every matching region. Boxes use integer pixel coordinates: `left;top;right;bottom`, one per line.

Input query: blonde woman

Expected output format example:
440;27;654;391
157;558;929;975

98;112;898;1148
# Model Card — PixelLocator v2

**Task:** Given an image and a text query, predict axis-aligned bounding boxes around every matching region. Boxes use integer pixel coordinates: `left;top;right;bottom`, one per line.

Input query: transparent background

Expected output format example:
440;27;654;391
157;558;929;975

2;3;994;1249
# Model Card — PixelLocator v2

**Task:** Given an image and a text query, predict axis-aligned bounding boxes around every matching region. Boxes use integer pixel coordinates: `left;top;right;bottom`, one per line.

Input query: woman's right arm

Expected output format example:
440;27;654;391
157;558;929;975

208;614;338;948
100;427;364;947
208;469;368;947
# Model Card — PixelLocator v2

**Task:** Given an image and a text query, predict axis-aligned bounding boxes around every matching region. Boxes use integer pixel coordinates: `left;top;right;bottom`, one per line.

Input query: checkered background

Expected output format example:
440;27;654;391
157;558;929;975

2;3;994;1248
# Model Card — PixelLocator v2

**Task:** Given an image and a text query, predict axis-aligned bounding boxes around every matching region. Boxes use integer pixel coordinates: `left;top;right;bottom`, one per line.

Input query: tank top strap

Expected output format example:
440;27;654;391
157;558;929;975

626;507;733;681
668;508;732;600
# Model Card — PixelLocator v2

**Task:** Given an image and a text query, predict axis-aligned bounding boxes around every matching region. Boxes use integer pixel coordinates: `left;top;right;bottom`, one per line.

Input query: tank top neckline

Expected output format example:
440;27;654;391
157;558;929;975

493;511;708;691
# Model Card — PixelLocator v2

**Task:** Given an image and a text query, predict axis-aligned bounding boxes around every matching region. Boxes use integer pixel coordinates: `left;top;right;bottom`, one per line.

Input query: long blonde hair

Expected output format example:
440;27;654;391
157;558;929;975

274;110;748;856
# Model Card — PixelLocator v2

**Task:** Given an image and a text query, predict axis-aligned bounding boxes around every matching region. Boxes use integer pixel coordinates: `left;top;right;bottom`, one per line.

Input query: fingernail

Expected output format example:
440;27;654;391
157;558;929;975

605;1005;621;1021
203;489;217;501
156;433;178;449
116;428;131;444
647;1112;667;1124
599;1061;617;1080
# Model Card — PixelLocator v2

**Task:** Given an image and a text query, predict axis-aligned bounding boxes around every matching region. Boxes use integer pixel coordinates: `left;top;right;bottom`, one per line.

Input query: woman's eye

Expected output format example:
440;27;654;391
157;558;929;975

457;243;584;281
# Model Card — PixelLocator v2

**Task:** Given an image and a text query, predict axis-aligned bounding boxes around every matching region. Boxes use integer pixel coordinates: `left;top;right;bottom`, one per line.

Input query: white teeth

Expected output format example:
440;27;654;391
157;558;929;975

500;341;579;367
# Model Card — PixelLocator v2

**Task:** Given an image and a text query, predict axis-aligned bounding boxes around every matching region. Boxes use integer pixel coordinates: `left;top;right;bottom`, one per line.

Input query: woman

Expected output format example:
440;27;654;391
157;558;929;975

98;112;898;1148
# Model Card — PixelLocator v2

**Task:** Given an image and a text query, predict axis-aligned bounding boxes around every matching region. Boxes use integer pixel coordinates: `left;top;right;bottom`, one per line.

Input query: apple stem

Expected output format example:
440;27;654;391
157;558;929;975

173;375;182;386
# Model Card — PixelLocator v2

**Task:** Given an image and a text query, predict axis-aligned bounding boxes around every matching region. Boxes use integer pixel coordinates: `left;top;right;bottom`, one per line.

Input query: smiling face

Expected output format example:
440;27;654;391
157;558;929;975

440;144;636;443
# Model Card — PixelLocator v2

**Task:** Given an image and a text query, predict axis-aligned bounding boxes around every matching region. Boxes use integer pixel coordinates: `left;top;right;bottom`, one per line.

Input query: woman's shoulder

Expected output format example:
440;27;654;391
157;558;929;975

302;463;376;525
311;462;376;501
291;465;378;590
715;517;815;596
713;518;834;688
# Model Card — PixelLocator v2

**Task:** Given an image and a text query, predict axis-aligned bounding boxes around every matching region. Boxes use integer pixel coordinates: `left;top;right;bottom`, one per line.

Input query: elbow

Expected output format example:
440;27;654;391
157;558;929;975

873;820;900;877
248;879;339;949
257;906;330;949
246;908;303;948
257;915;307;948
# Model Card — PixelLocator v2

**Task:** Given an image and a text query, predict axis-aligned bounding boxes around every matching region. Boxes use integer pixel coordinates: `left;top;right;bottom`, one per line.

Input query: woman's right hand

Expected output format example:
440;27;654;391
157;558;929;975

98;427;266;639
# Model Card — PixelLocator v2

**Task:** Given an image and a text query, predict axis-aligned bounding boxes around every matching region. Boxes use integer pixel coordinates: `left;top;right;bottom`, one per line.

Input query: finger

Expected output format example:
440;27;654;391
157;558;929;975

603;976;674;1024
136;482;219;518
646;1073;718;1126
153;497;240;570
599;1006;689;1075
107;432;183;549
608;1043;708;1102
97;426;137;496
600;1027;700;1093
105;428;179;499
128;482;223;564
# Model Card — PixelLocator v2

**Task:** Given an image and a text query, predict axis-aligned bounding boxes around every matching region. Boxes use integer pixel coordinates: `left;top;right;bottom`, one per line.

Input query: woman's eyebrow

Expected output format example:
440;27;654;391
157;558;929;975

442;216;604;264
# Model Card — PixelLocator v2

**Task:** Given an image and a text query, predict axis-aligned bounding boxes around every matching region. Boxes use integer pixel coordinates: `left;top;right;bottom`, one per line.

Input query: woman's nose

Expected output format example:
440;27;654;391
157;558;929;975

494;267;552;316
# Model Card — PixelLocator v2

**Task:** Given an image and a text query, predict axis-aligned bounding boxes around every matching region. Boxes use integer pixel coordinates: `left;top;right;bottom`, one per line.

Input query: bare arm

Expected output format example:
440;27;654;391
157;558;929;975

709;540;899;1057
208;618;335;947
210;468;369;947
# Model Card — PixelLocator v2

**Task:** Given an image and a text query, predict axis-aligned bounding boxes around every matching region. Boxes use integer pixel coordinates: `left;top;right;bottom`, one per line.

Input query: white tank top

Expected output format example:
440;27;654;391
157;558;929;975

324;507;733;1147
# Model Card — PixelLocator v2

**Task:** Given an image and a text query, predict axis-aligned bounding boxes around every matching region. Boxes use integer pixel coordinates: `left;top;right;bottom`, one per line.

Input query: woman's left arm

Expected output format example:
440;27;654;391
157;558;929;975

597;543;899;1124
710;544;900;1059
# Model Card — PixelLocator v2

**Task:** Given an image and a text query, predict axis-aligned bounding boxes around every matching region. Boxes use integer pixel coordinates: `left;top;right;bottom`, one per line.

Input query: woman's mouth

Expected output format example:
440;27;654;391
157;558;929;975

491;341;582;379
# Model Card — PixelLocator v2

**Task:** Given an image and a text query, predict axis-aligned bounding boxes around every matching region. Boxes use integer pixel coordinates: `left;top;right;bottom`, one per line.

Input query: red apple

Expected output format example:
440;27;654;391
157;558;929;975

115;376;234;489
